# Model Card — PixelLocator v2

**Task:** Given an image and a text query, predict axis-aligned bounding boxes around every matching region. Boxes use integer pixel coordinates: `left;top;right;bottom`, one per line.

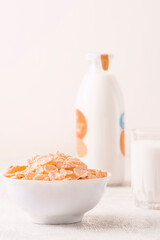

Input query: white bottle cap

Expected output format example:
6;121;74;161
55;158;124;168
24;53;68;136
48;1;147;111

86;53;113;61
86;53;101;61
86;53;113;70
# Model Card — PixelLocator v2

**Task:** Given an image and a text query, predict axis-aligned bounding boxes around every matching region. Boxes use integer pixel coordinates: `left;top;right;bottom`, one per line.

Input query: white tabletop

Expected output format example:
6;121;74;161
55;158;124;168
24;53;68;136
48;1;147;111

1;183;160;240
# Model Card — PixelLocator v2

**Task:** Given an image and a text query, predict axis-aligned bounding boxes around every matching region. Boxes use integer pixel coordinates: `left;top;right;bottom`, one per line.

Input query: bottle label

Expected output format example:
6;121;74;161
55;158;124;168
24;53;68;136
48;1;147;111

100;54;109;71
76;109;87;158
120;112;125;156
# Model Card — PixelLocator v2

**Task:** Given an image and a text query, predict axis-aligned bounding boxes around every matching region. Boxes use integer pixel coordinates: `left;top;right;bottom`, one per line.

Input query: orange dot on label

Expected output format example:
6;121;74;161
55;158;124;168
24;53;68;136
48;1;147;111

76;109;87;139
76;138;87;158
120;130;125;156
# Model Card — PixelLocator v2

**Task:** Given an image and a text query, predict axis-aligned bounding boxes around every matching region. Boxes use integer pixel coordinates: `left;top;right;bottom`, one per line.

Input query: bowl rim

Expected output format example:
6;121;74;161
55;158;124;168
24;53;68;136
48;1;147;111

1;172;111;184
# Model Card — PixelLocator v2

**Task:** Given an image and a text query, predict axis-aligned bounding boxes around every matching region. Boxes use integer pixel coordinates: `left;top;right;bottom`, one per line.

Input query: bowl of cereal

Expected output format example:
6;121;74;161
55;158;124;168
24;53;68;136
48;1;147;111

3;152;110;224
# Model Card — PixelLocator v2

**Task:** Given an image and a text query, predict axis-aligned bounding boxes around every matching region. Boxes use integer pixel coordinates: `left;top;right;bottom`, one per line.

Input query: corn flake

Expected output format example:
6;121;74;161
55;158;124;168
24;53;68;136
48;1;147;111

4;152;107;181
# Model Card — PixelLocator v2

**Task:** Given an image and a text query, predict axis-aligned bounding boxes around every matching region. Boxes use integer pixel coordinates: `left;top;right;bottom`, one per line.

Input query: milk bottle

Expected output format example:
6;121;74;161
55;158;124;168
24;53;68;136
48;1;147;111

76;54;125;185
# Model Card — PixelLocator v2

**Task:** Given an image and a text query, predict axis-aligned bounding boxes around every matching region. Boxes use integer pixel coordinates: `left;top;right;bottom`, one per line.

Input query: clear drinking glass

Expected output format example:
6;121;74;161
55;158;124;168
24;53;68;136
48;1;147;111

131;129;160;209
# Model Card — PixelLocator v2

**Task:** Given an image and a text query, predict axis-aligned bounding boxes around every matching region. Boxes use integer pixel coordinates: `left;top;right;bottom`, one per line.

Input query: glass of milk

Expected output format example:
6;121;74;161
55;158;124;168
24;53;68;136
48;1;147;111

131;129;160;209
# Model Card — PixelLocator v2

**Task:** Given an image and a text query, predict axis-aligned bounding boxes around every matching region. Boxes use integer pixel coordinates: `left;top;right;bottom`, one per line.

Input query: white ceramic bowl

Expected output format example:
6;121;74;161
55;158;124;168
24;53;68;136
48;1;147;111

3;174;111;224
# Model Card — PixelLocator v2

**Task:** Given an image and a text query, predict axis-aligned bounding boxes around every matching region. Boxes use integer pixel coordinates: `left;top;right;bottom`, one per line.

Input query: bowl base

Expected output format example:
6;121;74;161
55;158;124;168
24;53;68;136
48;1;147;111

30;214;83;225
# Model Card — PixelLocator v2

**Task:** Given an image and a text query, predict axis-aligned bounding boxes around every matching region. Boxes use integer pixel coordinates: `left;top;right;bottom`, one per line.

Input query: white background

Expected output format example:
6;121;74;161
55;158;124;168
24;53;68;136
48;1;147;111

0;0;160;181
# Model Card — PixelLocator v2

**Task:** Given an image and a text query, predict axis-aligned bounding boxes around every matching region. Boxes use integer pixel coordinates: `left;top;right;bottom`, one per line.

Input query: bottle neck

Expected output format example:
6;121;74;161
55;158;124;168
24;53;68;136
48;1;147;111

88;61;101;71
88;60;111;72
